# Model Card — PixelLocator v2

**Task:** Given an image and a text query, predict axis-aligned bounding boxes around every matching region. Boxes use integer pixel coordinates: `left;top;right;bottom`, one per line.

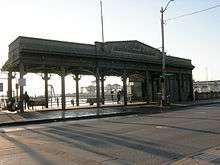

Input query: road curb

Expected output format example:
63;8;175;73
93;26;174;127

170;101;220;111
0;107;163;127
0;101;220;127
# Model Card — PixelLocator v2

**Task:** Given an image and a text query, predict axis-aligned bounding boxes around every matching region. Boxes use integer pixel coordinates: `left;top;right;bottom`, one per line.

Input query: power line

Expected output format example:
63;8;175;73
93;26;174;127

166;4;220;21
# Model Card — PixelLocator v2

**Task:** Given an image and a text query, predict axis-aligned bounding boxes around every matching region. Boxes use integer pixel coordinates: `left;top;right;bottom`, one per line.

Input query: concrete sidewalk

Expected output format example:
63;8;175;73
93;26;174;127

172;146;220;165
0;99;220;126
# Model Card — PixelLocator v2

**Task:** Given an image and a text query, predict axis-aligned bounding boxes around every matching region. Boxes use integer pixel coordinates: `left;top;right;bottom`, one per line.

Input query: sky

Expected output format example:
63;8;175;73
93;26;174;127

0;0;220;96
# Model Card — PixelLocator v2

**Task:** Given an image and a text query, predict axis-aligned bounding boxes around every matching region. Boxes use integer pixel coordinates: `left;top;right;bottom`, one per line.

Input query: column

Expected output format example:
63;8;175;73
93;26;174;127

151;77;155;101
100;75;105;105
161;75;166;106
61;68;66;110
123;70;128;106
189;74;194;101
19;63;24;112
43;72;49;108
7;71;13;99
96;68;101;108
145;70;152;103
16;83;19;102
178;73;182;102
74;74;80;106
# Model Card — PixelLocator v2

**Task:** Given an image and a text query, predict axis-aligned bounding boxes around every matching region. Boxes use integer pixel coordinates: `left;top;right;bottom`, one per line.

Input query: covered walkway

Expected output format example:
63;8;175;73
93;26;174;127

2;36;194;112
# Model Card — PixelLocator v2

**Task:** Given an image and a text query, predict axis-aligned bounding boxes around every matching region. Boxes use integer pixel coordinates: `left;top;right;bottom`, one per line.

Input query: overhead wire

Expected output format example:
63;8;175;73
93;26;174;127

166;4;220;22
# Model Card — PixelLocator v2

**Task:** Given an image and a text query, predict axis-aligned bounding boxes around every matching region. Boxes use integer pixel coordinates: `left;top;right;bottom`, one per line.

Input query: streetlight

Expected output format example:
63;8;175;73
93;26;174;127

160;0;174;106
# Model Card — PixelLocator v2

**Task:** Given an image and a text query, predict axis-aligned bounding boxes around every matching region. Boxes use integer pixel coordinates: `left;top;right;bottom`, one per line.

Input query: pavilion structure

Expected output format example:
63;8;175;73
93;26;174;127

2;36;194;111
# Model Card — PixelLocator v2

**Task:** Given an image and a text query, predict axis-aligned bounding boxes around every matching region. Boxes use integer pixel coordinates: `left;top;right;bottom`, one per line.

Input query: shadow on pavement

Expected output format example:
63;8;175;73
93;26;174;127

103;120;220;135
47;126;183;160
0;133;53;165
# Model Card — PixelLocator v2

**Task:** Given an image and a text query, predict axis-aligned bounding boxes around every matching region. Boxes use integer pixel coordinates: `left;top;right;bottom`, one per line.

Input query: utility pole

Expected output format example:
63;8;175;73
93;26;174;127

161;7;166;106
100;0;105;43
160;0;174;106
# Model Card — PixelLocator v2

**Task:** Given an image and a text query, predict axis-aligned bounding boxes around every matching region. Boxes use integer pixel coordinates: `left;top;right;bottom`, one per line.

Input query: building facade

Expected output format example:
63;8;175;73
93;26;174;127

194;80;220;93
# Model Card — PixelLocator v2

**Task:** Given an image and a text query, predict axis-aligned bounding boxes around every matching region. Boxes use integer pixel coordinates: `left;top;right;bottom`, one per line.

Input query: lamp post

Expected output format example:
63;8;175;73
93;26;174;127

160;0;174;106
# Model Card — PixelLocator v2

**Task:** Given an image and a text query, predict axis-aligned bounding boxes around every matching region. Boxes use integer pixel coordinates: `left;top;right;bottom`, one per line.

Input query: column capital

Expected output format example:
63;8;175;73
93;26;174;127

95;67;100;76
8;72;16;79
73;74;81;81
41;73;51;80
58;68;67;77
120;70;127;81
100;76;105;81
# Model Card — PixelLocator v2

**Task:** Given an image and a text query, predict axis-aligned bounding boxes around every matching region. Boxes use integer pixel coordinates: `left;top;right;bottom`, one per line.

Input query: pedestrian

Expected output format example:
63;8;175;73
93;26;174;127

111;90;114;102
194;90;199;101
7;97;15;111
56;97;59;107
71;99;74;107
24;91;30;109
117;91;121;104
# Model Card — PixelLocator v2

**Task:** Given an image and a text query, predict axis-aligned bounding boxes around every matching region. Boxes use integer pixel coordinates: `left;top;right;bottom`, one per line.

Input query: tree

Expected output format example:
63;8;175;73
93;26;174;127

85;85;96;94
105;84;122;94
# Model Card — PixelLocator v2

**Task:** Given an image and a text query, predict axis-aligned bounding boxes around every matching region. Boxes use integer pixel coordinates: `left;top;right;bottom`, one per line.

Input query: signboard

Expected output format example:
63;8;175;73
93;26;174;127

0;83;3;92
129;77;144;82
160;73;175;78
19;78;26;86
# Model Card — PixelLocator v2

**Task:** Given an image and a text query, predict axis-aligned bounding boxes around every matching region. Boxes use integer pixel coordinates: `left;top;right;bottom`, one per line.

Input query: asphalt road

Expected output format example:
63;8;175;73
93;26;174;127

0;104;220;165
